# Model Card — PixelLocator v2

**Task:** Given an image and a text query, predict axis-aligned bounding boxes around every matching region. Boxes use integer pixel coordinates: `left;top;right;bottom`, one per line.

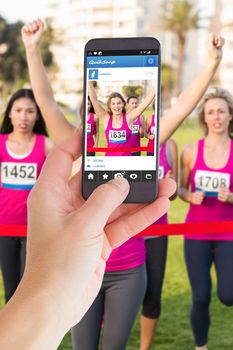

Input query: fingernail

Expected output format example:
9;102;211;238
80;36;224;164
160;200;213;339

109;177;129;192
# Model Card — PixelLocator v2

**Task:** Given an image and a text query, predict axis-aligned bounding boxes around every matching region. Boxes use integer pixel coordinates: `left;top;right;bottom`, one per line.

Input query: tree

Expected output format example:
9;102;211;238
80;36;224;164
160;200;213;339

161;63;175;109
161;0;199;95
122;85;144;98
0;16;54;97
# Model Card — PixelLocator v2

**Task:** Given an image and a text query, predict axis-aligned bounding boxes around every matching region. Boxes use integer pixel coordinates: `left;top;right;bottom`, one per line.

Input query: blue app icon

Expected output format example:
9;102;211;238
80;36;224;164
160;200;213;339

89;69;98;80
146;57;155;66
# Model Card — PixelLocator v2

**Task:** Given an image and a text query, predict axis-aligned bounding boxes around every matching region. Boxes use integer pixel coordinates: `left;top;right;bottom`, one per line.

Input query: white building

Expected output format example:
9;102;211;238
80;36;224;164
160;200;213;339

219;0;233;94
46;0;232;110
46;0;145;109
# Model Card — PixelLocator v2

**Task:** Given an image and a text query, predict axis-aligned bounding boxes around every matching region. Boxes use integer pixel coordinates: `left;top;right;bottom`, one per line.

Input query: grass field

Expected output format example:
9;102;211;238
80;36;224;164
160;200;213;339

1;119;232;349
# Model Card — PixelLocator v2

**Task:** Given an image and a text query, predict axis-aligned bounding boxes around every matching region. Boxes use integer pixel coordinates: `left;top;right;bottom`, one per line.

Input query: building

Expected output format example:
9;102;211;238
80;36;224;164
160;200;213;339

46;0;232;111
46;0;145;109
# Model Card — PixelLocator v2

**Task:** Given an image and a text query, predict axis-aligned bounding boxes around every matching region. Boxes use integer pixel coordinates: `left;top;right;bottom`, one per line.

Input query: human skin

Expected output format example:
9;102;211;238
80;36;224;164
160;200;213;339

0;129;176;350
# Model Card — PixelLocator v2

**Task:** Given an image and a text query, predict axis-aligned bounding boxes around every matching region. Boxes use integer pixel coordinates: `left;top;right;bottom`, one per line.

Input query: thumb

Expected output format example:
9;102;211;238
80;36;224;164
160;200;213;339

80;177;129;231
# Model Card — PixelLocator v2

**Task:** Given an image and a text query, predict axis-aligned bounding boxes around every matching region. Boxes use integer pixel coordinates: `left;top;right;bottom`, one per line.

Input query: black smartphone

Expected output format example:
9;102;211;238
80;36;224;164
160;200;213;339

82;37;160;203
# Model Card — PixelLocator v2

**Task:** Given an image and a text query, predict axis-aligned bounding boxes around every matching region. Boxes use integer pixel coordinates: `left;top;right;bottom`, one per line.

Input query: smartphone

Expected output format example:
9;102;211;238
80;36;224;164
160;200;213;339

82;37;160;203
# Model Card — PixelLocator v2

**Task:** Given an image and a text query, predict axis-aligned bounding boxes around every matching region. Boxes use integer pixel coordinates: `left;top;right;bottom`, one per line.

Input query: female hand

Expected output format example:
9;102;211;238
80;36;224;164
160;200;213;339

190;191;205;205
218;186;231;202
22;128;176;331
21;18;44;49
206;33;225;61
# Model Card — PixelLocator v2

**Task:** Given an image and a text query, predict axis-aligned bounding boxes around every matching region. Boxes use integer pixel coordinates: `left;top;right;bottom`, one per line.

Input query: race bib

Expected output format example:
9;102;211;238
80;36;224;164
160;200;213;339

132;125;139;135
195;170;230;197
87;123;91;134
1;162;38;190
109;129;127;143
158;165;164;180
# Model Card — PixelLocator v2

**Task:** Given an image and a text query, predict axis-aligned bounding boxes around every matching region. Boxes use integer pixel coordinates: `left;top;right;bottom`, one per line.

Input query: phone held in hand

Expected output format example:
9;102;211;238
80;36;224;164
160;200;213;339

82;37;161;203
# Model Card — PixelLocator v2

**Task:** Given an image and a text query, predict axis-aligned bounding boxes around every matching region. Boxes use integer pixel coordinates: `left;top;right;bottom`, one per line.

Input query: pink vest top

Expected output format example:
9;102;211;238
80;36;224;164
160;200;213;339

105;113;132;156
185;138;233;240
87;113;95;148
105;237;145;272
130;115;141;148
147;114;155;154
0;134;46;233
156;141;172;225
145;141;172;240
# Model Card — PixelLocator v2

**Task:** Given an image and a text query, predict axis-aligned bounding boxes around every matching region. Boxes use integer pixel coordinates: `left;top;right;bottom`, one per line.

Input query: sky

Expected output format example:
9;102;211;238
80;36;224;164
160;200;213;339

0;0;48;23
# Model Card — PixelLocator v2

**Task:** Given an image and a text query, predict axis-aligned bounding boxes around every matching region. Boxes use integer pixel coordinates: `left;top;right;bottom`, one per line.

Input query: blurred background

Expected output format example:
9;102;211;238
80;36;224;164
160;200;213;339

1;2;233;349
0;0;233;119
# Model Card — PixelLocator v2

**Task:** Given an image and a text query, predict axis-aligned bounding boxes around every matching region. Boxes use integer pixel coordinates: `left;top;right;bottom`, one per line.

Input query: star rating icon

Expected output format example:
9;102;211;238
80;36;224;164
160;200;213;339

102;173;109;180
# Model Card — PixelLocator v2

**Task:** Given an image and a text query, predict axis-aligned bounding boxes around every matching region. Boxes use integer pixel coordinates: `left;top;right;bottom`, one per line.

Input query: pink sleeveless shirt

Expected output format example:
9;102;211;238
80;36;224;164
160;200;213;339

156;141;172;225
105;113;132;156
87;113;95;148
147;114;155;154
105;237;145;272
130;115;142;148
185;138;233;240
0;134;46;234
145;141;172;240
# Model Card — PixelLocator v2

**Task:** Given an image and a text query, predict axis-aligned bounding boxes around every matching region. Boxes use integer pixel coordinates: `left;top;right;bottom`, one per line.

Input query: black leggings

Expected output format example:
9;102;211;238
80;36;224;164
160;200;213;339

185;239;233;347
72;264;147;350
0;236;27;302
142;236;168;319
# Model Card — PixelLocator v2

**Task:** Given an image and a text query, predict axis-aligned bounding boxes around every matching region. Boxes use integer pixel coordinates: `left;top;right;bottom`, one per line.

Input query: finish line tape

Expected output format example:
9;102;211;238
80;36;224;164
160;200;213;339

1;222;233;237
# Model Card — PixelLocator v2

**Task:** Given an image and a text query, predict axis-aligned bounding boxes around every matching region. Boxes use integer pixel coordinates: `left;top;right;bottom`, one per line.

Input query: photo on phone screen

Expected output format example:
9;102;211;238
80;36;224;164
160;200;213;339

82;38;160;203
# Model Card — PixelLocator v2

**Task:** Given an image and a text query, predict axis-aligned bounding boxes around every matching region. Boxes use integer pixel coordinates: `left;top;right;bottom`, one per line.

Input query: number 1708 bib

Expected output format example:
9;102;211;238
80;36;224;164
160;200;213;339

194;169;230;197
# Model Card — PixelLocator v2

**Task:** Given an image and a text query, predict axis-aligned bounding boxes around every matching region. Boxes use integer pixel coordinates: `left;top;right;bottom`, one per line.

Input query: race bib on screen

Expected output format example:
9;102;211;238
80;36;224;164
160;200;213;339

151;126;155;135
194;170;230;197
87;123;91;134
132;125;139;134
109;129;127;143
158;165;164;180
1;162;37;190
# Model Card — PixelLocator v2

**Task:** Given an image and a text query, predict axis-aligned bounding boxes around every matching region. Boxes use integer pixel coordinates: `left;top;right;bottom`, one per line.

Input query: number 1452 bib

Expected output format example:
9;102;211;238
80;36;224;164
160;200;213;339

195;169;230;197
1;162;37;190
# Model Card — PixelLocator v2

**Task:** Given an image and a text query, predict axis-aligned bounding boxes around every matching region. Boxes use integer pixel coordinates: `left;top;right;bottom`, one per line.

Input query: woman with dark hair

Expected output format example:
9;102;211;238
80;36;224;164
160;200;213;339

126;95;144;156
179;87;233;350
0;88;54;303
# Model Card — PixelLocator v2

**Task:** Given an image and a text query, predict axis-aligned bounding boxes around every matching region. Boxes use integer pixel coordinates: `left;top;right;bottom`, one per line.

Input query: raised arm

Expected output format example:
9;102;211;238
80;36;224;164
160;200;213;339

160;34;225;144
94;117;99;147
127;89;155;123
88;81;108;123
21;19;75;142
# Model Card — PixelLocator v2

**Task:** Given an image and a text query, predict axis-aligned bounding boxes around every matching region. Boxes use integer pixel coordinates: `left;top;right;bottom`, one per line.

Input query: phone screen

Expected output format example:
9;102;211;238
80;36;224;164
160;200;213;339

83;40;160;203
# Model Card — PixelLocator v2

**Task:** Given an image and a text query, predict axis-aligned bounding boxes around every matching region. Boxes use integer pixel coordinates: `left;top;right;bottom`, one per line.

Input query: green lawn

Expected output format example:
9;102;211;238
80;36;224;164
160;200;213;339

1;119;233;349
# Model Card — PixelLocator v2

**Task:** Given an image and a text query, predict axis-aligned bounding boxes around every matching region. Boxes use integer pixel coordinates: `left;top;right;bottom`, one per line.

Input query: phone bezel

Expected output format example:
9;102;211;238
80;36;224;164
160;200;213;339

82;37;161;203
